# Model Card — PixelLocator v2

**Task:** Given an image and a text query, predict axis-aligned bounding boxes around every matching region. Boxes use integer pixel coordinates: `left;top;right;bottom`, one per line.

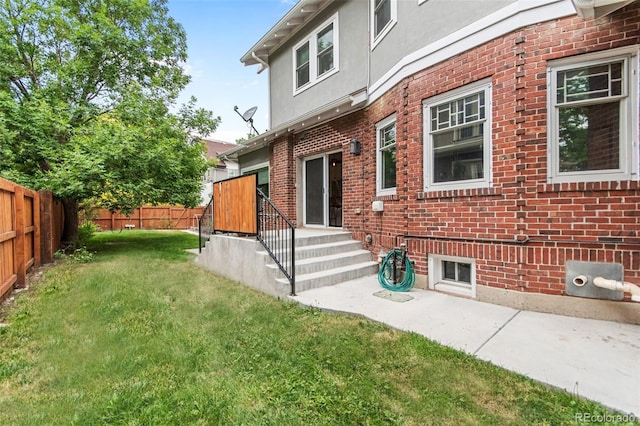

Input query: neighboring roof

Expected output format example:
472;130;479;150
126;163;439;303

202;138;237;168
240;0;334;71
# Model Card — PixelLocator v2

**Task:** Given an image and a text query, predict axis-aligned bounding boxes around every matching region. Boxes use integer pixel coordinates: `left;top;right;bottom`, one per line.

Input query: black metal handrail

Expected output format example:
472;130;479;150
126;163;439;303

257;188;296;295
198;196;214;253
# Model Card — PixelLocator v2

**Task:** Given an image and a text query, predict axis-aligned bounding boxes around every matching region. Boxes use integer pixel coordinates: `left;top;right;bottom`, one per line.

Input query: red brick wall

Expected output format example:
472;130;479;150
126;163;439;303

269;4;640;297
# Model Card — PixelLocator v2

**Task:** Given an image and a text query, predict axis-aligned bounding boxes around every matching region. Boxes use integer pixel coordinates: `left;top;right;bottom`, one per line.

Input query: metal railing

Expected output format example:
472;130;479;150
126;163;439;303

257;188;296;295
198;196;214;253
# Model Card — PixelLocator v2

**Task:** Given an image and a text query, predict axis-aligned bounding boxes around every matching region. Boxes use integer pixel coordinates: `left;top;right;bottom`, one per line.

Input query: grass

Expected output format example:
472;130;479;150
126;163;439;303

0;230;635;425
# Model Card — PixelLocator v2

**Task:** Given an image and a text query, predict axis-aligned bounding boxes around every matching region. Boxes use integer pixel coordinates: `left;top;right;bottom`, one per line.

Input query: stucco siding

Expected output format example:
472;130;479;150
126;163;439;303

370;0;516;84
269;0;368;128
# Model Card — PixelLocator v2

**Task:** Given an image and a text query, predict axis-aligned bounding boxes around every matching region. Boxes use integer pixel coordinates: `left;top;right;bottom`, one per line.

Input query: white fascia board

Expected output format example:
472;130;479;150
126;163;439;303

368;0;576;104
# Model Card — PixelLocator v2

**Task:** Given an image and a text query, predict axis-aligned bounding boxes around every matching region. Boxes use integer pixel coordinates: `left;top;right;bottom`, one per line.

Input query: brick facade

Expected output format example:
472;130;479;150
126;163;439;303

269;5;640;301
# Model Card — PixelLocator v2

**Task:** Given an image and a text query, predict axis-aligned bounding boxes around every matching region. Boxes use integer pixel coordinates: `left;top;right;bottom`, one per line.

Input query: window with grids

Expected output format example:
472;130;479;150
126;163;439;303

293;14;338;93
548;50;637;183
424;81;491;190
376;115;396;195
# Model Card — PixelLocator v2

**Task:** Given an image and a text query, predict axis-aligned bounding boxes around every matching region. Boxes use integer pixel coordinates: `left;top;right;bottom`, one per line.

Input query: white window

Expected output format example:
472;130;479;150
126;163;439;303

424;79;492;191
547;47;639;183
293;14;339;94
371;0;396;49
429;255;476;298
376;114;397;196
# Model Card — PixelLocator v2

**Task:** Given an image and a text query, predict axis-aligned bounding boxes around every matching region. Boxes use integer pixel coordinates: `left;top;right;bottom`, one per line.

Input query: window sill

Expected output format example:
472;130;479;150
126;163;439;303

375;192;398;201
538;180;640;193
433;282;475;298
417;187;500;200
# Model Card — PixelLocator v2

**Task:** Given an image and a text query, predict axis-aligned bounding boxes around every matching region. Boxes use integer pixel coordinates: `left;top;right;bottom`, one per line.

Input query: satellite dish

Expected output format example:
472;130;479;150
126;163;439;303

233;105;260;136
242;106;258;122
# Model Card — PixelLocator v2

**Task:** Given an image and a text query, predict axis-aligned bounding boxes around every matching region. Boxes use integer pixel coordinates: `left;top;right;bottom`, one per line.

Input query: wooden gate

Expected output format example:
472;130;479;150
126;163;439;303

213;174;257;234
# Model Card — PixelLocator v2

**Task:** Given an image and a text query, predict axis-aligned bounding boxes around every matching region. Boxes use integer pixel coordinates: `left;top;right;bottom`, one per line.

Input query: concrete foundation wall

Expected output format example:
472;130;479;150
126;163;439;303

195;235;289;298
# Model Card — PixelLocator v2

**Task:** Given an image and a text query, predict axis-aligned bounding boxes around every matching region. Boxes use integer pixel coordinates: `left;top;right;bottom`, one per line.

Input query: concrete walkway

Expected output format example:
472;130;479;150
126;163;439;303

290;276;640;416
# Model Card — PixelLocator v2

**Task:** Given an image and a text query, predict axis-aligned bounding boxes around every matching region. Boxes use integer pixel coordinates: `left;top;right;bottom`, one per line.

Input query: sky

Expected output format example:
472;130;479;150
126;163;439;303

166;0;297;143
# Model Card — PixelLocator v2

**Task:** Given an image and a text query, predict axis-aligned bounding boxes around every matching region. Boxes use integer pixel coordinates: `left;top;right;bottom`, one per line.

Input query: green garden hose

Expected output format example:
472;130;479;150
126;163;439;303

378;249;415;292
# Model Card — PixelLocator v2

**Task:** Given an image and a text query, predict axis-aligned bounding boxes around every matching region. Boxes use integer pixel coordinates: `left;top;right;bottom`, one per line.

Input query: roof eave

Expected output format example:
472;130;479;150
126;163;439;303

240;0;334;69
571;0;636;18
222;88;368;160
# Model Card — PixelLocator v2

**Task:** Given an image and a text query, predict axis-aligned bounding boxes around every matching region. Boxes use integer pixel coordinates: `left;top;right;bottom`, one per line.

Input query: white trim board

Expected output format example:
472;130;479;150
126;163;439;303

368;0;576;104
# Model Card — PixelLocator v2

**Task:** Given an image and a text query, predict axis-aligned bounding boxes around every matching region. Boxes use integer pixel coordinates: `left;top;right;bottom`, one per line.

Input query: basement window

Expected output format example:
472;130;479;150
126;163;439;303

429;254;476;298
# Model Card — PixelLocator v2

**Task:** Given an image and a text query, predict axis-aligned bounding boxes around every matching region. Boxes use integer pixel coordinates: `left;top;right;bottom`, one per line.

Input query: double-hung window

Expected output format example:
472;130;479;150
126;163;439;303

371;0;396;49
376;115;397;196
424;79;492;191
548;47;638;183
293;14;338;94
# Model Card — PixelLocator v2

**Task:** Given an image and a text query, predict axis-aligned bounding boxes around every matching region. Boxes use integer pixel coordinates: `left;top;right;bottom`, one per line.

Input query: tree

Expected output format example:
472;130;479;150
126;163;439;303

0;0;220;245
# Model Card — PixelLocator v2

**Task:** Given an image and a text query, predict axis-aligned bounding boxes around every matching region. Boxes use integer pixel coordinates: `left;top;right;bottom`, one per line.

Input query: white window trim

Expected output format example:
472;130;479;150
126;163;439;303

376;114;397;196
292;13;339;96
547;46;639;184
423;79;492;192
428;254;476;298
370;0;397;51
241;162;269;175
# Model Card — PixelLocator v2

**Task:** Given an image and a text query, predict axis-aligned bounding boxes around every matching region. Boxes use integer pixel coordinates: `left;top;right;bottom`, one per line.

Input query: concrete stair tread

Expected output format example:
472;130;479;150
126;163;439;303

276;261;379;284
296;239;362;251
296;249;370;265
257;239;362;257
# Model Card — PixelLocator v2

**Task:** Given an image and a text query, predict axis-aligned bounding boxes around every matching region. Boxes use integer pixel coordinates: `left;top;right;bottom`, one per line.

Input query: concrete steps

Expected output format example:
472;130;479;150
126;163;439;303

196;229;378;297
265;231;378;294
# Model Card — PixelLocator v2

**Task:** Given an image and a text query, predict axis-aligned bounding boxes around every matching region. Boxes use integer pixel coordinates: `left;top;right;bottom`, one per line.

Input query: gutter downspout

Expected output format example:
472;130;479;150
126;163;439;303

252;52;269;74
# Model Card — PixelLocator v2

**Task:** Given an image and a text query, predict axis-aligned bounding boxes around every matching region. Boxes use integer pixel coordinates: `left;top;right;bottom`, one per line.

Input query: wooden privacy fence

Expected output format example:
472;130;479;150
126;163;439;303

213;174;257;234
92;206;207;231
0;178;63;300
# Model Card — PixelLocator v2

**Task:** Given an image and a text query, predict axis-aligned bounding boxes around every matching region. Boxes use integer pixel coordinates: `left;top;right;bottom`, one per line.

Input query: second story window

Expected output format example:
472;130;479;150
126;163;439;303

293;14;339;94
371;0;396;49
317;23;334;76
295;42;310;88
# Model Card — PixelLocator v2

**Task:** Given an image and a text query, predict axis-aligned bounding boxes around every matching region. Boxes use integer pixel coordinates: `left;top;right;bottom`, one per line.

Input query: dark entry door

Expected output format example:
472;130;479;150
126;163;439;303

305;157;324;225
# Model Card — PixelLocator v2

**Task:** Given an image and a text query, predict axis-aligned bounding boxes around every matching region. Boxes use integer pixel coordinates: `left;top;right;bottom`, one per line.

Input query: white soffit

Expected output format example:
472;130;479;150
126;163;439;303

572;0;636;19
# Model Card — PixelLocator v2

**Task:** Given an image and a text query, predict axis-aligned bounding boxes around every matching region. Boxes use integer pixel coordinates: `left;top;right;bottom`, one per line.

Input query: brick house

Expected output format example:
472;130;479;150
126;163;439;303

225;0;640;322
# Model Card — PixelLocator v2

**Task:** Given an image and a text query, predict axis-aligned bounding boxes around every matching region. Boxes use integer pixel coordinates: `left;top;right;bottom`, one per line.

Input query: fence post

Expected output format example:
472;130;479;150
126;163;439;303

33;191;41;267
14;186;25;288
39;190;54;264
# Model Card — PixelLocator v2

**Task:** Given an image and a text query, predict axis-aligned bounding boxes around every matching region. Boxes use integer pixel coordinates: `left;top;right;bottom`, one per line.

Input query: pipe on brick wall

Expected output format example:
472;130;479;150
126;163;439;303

400;234;530;246
401;234;640;247
593;277;640;302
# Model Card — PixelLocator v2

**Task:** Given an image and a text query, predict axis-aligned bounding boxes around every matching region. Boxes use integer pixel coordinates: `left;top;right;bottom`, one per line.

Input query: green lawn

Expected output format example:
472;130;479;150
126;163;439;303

0;230;633;425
